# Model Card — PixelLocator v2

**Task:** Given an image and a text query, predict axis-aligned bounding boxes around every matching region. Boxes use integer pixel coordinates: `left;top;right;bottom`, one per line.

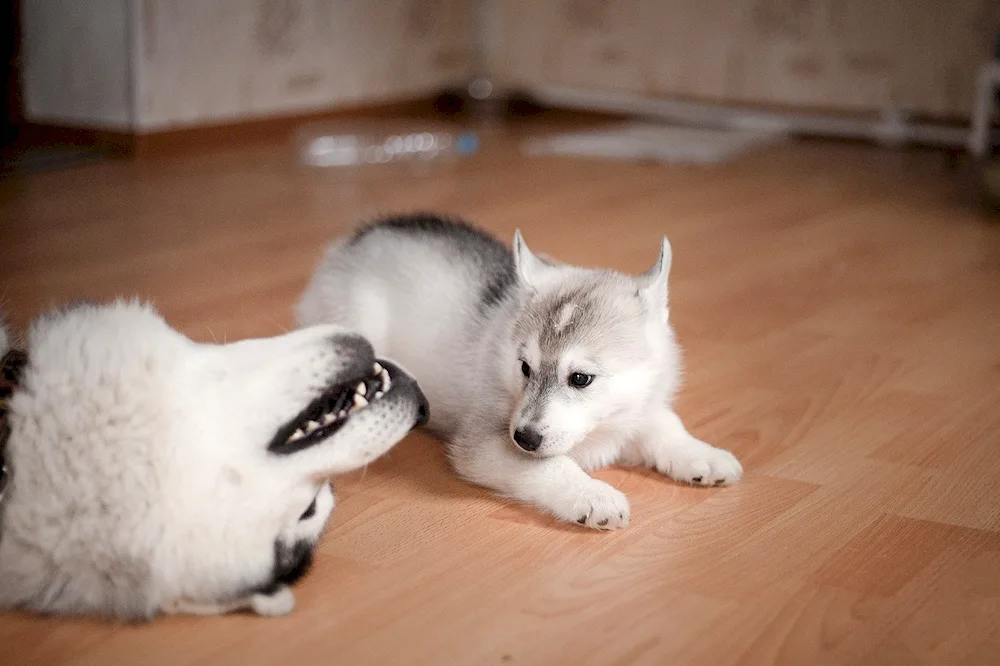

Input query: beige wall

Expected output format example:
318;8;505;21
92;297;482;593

487;0;1000;119
136;0;474;130
19;0;474;132
19;0;999;131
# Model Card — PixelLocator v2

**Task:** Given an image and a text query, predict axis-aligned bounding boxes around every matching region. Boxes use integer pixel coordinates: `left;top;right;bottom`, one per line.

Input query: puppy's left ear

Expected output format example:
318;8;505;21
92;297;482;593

513;230;553;292
637;236;672;319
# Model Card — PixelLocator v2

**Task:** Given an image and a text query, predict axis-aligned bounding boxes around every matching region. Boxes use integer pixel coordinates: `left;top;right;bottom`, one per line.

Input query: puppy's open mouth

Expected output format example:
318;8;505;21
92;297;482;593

269;361;393;453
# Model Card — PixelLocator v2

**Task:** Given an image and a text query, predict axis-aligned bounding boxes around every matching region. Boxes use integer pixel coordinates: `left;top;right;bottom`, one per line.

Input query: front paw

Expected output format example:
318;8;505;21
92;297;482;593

553;479;630;530
660;440;743;487
250;585;296;616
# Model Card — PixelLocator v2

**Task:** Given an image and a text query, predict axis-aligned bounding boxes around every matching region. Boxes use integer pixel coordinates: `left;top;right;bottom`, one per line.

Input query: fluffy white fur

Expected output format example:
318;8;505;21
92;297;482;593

0;300;426;619
296;215;742;530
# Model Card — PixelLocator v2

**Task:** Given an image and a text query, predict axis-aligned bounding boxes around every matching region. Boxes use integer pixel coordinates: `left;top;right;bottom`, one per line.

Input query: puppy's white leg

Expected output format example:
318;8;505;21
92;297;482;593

632;407;743;487
163;585;295;617
248;585;296;616
452;434;630;530
164;598;242;616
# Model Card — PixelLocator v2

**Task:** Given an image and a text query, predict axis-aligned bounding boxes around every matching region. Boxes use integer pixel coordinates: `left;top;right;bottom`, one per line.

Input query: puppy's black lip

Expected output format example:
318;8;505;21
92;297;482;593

267;358;399;455
377;358;429;429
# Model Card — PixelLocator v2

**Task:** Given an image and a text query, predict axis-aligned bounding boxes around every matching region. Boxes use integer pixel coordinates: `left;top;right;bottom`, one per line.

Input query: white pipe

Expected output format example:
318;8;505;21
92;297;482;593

968;62;1000;157
466;0;498;102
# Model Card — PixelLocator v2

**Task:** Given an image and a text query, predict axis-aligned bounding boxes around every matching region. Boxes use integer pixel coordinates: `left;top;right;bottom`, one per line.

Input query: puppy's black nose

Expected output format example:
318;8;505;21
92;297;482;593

513;427;543;452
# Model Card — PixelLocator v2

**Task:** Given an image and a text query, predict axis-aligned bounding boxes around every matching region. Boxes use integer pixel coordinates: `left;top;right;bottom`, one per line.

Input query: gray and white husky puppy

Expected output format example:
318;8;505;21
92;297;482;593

296;214;742;529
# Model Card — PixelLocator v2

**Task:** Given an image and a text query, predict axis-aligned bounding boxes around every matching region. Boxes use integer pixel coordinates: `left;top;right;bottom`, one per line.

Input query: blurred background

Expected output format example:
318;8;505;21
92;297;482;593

2;1;999;172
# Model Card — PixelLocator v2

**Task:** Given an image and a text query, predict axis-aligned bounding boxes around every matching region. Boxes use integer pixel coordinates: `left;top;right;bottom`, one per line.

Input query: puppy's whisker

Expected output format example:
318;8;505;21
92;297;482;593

263;313;290;333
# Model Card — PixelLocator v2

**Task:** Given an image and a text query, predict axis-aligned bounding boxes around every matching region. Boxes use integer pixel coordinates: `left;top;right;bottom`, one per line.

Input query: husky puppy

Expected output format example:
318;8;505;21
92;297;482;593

296;214;742;530
0;300;428;619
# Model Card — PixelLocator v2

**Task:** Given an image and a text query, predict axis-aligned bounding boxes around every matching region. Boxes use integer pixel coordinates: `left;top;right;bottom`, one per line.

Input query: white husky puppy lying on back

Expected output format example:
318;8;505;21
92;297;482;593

0;300;427;619
297;214;742;530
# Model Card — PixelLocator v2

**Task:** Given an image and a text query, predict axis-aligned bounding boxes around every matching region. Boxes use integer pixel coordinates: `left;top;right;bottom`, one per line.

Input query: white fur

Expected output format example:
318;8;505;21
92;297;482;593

297;217;742;530
0;300;426;618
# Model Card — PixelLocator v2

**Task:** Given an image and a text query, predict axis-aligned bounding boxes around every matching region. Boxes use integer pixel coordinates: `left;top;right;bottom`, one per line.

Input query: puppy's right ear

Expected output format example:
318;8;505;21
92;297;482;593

513;230;553;291
637;236;672;321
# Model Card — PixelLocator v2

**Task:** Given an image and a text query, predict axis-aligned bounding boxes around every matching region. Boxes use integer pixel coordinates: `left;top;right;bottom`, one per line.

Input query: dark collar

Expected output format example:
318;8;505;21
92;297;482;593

0;349;28;501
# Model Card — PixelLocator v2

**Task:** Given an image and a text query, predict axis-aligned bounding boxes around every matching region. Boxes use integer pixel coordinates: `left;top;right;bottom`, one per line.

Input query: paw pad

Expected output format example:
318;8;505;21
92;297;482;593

564;481;630;530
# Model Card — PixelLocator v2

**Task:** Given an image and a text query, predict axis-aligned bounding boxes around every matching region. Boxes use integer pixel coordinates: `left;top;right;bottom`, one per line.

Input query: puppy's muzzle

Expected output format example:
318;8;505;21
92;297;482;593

267;340;429;454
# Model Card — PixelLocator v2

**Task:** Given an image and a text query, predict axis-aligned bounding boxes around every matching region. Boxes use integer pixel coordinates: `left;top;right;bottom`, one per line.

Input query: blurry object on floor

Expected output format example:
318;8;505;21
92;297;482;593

523;121;785;165
296;120;479;169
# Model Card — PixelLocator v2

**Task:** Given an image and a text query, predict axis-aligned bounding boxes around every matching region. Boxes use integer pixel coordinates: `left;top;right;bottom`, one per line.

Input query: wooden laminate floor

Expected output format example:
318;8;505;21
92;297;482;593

2;120;999;665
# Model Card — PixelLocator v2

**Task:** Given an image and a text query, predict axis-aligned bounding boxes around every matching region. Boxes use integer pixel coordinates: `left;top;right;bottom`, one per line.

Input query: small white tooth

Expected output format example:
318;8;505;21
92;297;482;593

288;429;305;442
306;420;321;432
380;369;391;391
322;413;336;425
374;391;383;399
356;382;367;395
373;362;383;375
353;393;368;409
338;409;347;418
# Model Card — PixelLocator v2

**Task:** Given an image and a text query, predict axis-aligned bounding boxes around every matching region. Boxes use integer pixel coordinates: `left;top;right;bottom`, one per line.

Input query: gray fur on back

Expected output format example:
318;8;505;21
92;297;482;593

296;213;524;436
352;214;517;313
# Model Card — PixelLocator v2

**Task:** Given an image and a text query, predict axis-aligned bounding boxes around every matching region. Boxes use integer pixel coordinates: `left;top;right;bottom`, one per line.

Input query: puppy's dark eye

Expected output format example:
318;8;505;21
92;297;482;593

299;498;317;520
568;372;594;388
521;360;531;378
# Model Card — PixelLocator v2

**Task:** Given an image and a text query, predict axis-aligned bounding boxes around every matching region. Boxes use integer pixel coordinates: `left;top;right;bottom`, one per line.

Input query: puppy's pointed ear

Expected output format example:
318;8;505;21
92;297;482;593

512;230;551;291
637;236;672;319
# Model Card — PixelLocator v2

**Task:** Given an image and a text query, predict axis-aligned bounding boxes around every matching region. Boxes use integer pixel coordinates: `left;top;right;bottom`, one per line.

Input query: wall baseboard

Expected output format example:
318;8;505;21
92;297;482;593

15;123;135;156
11;88;994;164
8;96;443;161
